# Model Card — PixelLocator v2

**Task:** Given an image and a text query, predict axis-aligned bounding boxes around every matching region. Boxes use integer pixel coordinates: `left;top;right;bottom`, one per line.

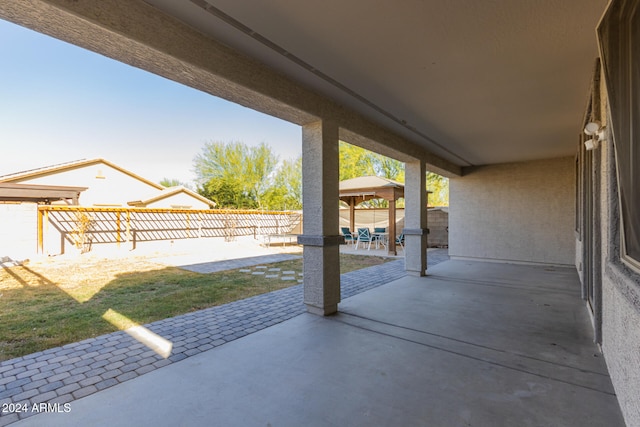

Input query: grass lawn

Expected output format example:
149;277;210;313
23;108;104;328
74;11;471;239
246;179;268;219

0;253;394;361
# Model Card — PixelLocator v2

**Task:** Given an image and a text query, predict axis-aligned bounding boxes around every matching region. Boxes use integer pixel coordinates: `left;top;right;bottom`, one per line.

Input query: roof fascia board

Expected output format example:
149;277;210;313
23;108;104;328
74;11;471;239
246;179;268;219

0;158;165;190
141;187;215;207
0;183;87;201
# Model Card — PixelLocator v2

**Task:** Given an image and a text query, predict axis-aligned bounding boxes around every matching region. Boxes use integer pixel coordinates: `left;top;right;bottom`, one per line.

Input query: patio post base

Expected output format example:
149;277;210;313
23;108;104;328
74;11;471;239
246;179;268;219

404;228;429;277
306;303;338;316
406;270;427;277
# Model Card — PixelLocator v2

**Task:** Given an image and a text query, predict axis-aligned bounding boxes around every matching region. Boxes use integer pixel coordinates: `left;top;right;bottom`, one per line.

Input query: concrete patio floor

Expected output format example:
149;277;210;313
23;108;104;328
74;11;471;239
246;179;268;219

10;259;624;426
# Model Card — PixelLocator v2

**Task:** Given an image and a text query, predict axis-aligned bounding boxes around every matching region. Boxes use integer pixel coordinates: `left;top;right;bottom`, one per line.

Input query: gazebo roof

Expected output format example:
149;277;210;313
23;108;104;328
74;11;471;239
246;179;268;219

339;176;404;201
339;176;403;192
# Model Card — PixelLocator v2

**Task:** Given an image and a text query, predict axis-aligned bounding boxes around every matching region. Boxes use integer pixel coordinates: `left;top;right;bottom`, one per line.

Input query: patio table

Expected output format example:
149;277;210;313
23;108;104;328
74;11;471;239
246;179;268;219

373;232;388;249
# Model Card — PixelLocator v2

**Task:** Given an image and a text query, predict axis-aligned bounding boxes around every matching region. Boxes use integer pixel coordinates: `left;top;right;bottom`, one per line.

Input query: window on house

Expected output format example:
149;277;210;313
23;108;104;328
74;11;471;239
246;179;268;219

598;0;640;270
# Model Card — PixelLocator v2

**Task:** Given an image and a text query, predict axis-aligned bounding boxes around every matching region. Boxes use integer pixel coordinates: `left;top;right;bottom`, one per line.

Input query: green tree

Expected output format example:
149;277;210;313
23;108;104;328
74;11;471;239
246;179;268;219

426;172;449;206
262;156;302;210
193;141;278;209
371;154;405;182
192;139;448;211
198;176;255;209
246;143;280;201
339;141;376;181
339;141;404;208
339;141;405;182
338;140;448;207
159;178;191;189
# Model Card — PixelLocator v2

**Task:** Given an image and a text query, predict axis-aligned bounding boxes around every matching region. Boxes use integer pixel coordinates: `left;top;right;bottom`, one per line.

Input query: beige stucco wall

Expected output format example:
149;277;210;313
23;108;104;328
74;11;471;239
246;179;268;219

604;127;640;424
597;122;640;426
569;63;640;426
449;157;575;265
427;208;449;248
0;202;37;261
603;266;640;426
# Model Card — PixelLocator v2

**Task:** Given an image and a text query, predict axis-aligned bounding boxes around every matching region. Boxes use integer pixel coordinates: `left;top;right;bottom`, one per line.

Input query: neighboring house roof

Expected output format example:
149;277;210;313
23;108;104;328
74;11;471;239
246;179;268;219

0;158;164;190
339;176;404;191
0;158;216;208
128;186;215;208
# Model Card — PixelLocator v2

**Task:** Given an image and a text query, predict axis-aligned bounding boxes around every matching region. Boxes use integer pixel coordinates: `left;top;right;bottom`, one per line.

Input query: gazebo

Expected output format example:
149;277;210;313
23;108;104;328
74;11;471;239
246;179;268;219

339;176;405;255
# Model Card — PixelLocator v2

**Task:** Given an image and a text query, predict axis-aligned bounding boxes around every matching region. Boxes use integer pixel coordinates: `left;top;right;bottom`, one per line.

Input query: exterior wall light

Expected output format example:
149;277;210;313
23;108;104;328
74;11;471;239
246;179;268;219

584;122;606;151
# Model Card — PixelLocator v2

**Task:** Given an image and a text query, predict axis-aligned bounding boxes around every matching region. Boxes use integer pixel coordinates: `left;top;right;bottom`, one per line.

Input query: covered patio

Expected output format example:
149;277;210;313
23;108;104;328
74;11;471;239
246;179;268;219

2;0;638;425
11;260;624;426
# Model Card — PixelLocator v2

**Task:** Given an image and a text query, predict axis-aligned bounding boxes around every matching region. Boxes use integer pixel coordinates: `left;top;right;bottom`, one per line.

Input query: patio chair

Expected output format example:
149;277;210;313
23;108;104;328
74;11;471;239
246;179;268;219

395;233;405;250
341;227;356;247
356;227;374;250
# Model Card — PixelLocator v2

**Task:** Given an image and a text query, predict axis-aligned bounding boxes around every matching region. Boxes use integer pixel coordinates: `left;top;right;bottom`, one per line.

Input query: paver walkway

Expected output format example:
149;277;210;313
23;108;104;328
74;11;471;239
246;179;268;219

0;250;448;425
177;253;301;274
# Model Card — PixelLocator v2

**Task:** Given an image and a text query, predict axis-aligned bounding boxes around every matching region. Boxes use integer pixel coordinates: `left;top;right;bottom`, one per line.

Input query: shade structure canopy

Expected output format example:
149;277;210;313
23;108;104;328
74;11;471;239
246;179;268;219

0;183;87;204
339;176;405;255
339;176;405;204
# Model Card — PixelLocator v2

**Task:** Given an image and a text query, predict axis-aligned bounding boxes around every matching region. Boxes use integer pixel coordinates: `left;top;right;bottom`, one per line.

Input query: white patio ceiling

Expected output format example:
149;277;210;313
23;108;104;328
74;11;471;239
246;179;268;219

144;0;607;167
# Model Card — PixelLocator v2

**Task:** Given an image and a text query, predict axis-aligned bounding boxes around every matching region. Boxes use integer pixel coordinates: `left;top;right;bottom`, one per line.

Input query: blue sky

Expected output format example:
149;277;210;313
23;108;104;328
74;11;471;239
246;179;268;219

0;19;301;185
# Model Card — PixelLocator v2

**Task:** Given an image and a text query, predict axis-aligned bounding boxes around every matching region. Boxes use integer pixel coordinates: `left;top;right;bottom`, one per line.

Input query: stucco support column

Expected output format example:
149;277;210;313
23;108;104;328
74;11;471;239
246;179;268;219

404;160;428;276
297;120;342;315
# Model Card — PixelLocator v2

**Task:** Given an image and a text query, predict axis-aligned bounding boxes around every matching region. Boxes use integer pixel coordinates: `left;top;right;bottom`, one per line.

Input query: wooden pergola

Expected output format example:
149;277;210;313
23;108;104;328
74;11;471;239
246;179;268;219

339;176;404;255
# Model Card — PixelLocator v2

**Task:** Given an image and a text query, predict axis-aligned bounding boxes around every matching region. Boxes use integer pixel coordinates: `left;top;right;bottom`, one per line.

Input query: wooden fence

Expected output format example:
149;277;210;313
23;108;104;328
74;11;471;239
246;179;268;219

37;206;302;254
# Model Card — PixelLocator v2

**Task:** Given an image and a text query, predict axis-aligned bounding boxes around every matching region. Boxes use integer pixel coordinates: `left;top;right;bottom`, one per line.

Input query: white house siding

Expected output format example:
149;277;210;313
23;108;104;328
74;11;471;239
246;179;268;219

14;163;161;207
0;203;37;261
449;157;575;265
